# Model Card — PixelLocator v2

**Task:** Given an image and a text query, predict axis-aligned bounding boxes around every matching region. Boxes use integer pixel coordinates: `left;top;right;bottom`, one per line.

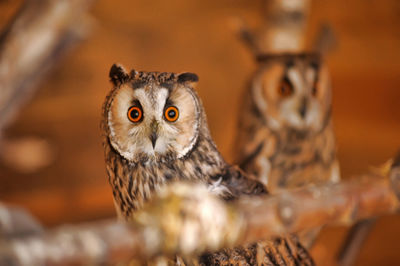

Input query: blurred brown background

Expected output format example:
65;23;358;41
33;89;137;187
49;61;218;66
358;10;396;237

1;0;400;265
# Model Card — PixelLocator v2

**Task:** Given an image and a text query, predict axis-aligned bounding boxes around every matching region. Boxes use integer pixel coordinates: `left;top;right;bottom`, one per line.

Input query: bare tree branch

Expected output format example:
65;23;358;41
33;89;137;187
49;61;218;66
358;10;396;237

0;203;43;239
0;219;144;265
1;160;399;265
240;173;399;244
0;0;94;135
337;156;400;266
337;218;376;266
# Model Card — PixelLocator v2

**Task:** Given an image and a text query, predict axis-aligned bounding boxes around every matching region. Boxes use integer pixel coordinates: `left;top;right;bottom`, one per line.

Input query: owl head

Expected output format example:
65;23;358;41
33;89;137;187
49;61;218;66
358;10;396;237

102;64;204;164
251;53;332;133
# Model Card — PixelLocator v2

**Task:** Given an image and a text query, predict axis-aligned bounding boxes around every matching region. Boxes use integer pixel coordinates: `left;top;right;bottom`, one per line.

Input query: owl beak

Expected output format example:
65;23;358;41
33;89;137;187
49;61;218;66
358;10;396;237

150;131;158;149
299;98;308;119
149;119;159;149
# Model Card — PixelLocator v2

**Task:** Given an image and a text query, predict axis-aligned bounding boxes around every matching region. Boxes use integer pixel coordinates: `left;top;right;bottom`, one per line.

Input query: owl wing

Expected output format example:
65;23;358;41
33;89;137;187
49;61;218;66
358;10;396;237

198;237;314;266
236;126;273;165
203;166;314;265
206;165;267;201
236;127;278;186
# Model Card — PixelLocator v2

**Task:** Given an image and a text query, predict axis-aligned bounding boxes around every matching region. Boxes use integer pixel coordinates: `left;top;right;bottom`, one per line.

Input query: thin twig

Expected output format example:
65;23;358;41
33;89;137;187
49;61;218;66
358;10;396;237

337;218;376;266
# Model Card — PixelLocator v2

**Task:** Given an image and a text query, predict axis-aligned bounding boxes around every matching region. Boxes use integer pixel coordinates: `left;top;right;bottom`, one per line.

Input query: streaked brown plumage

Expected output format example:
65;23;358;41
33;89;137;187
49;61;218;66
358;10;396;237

101;64;314;265
234;53;339;247
235;53;339;192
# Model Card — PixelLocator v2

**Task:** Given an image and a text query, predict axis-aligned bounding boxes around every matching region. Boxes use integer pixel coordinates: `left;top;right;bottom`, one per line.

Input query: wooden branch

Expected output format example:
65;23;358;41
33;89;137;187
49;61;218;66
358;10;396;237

0;220;145;266
1;160;400;265
240;173;399;244
336;157;400;266
0;0;94;135
0;203;43;238
337;218;376;266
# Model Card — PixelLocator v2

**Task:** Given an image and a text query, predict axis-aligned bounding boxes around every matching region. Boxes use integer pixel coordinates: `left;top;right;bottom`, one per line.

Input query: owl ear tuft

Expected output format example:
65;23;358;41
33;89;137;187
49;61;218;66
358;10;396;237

109;64;129;86
177;72;199;84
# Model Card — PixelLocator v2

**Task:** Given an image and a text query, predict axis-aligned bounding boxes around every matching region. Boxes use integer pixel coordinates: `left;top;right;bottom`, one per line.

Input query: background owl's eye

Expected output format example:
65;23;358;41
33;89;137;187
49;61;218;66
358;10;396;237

164;106;179;122
278;80;294;97
127;106;143;123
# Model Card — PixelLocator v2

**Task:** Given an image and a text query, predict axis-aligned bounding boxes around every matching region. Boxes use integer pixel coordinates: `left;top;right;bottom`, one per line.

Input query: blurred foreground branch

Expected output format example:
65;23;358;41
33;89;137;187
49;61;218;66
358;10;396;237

1;158;400;265
0;0;94;135
0;204;43;239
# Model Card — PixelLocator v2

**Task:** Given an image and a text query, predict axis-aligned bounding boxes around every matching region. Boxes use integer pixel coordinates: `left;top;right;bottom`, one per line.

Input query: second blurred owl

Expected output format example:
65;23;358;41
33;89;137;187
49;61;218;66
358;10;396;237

235;53;340;192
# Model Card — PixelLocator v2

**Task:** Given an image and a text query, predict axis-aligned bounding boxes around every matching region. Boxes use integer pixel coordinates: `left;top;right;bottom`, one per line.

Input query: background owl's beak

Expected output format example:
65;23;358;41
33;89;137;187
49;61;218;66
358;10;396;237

299;98;308;119
150;132;158;149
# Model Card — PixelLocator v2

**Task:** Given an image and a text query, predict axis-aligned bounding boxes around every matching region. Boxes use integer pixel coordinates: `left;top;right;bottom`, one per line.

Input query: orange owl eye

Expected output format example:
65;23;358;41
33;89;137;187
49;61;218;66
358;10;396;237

278;80;294;97
164;106;179;122
127;106;143;123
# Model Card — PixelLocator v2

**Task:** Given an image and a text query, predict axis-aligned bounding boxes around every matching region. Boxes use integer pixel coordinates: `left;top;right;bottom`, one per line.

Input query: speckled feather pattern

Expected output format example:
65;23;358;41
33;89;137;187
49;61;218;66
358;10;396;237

235;55;339;192
101;66;314;265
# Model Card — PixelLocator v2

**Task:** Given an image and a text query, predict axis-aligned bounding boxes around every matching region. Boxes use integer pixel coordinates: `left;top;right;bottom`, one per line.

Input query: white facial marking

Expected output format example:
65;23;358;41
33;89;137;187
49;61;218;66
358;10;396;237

287;68;305;94
253;76;268;113
253;69;282;130
108;82;201;163
306;67;316;86
283;66;322;130
133;88;169;156
280;68;305;128
176;90;199;158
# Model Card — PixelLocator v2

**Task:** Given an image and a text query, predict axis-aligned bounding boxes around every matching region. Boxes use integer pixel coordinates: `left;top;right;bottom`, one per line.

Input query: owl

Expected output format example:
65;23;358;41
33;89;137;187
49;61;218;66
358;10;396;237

235;53;340;192
101;64;314;265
